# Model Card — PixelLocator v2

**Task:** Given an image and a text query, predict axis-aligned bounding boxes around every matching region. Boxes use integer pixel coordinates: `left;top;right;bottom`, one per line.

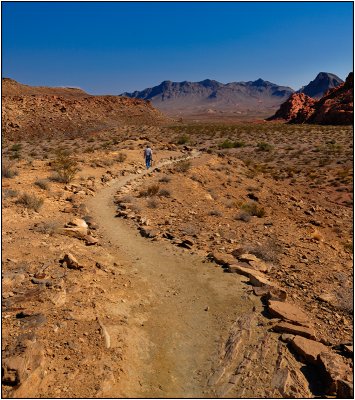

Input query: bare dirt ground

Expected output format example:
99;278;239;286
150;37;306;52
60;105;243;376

2;122;353;398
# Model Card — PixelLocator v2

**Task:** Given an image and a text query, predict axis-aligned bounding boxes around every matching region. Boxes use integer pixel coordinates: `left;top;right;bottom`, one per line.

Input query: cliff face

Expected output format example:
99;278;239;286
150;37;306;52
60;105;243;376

2;79;167;140
268;72;353;125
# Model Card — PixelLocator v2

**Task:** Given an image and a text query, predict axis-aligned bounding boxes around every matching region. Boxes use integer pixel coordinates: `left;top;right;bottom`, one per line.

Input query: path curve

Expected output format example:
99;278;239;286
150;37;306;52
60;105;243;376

87;153;260;398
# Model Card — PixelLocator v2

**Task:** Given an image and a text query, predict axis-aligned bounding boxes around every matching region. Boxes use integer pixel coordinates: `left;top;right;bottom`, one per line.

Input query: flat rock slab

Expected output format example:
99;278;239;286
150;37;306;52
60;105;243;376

272;322;316;340
238;253;260;263
228;264;264;278
248;259;270;272
249;274;274;288
290;336;328;364
209;252;236;266
268;300;310;326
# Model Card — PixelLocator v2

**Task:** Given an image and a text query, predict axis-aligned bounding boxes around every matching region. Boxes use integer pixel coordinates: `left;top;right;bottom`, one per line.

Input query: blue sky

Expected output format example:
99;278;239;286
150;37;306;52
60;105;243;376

2;2;353;94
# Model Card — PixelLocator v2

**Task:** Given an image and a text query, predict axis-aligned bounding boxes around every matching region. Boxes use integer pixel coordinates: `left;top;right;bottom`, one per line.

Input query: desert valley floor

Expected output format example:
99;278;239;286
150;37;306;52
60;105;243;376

2;121;353;398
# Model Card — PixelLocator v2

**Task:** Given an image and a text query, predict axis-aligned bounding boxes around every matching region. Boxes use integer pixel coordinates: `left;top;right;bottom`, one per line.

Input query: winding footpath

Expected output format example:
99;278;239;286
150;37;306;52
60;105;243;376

87;153;261;397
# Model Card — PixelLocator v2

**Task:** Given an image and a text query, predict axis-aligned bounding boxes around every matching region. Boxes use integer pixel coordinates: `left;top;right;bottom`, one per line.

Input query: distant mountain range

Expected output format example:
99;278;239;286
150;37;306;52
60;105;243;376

121;72;343;117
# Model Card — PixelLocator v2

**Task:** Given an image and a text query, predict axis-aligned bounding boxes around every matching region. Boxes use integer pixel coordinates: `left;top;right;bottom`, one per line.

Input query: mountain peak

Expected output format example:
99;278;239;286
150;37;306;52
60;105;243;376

298;72;343;99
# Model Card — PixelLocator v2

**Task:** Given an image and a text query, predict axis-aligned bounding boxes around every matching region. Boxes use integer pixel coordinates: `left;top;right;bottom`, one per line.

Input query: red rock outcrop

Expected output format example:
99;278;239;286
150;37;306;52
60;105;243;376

268;72;353;125
307;72;353;125
266;93;316;122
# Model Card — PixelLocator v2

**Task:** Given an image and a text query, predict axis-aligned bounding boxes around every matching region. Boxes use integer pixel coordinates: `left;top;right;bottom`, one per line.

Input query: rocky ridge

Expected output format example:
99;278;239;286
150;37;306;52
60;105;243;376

268;72;353;125
122;78;295;117
2;79;167;140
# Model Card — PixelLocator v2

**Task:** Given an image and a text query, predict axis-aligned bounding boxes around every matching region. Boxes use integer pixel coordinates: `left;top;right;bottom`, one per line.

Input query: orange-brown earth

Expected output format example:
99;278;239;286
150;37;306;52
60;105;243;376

1;81;353;398
2;78;166;140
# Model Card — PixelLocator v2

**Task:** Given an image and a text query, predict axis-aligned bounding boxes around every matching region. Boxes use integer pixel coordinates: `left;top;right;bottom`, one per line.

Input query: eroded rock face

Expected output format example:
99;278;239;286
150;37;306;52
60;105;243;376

307;72;354;125
266;93;316;122
268;72;353;125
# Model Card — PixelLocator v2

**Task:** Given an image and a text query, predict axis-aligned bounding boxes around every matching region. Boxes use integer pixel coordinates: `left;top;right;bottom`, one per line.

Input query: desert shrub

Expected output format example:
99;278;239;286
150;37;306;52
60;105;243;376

176;134;190;145
139;184;160;197
116;152;127;163
147;198;159;208
2;189;19;199
10;143;22;152
2;163;18;178
17;193;44;212
159;175;171;183
343;242;353;253
32;221;60;235
175;160;191;173
34;179;50;190
240;202;265;218
257;142;273;152
235;212;252;222
52;150;79;184
219;139;245;149
209;209;223;217
158;189;171;197
146;184;160;196
243;238;281;264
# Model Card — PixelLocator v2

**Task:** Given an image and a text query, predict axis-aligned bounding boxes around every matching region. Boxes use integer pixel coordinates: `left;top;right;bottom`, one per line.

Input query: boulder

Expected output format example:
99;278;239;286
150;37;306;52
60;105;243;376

272;322;316;340
66;217;88;229
253;285;287;301
83;235;99;246
139;227;158;239
290;336;328;364
268;300;310;327
318;351;353;397
61;253;83;270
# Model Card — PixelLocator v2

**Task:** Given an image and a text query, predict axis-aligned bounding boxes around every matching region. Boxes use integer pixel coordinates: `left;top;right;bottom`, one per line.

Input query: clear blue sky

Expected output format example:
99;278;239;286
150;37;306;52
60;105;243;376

2;1;353;94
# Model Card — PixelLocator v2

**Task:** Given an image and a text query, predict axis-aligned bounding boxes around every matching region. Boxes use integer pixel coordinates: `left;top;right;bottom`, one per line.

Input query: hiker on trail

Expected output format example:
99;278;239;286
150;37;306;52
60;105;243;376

144;145;153;169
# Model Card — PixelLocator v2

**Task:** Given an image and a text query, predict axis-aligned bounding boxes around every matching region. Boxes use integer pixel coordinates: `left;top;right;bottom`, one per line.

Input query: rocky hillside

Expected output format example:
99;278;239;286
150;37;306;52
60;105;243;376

268;72;353;125
2;79;167;140
298;72;343;99
122;78;295;117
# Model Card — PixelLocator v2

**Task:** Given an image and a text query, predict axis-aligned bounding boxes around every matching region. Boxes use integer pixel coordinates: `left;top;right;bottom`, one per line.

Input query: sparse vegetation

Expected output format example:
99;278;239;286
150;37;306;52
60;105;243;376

159;175;171;183
116;152;127;162
175;160;191;173
176;134;190;145
2;163;18;178
158;188;171;197
147;198;159;208
256;142;273;152
219;139;245;149
240;202;265;218
32;220;61;235
52;150;79;183
16;193;44;212
139;184;160;197
34;178;50;190
2;189;19;199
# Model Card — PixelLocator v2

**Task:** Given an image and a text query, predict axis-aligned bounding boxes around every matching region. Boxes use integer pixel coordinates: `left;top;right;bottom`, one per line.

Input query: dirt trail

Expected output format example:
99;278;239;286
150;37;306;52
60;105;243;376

87;155;261;398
